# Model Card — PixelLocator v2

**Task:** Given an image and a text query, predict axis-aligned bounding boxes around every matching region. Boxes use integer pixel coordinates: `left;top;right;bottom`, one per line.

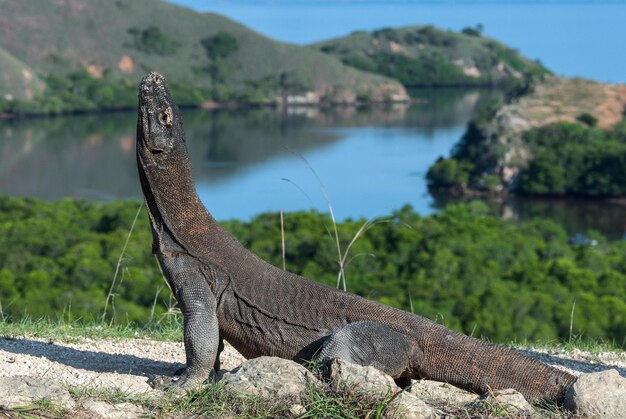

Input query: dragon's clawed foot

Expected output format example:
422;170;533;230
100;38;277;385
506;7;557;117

148;367;216;394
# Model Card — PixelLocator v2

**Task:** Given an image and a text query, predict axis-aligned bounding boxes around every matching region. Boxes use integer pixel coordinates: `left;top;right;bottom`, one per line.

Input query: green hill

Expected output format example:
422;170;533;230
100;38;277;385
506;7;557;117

0;47;45;101
312;25;549;87
0;0;406;115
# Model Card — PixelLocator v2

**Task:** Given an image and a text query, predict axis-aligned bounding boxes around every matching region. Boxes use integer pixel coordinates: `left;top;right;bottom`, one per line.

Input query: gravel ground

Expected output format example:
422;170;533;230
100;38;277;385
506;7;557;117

0;336;245;394
0;335;624;402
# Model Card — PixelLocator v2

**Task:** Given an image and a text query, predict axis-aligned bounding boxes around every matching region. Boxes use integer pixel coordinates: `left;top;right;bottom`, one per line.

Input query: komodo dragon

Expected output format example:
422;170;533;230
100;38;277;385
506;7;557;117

136;72;576;403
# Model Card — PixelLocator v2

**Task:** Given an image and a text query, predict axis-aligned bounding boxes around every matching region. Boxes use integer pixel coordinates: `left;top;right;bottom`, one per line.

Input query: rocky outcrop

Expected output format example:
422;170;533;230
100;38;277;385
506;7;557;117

222;357;438;418
429;76;626;194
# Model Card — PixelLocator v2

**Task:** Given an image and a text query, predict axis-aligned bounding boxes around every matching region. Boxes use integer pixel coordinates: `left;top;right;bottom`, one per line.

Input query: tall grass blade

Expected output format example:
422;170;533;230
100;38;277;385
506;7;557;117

280;210;286;270
569;298;576;343
102;202;143;323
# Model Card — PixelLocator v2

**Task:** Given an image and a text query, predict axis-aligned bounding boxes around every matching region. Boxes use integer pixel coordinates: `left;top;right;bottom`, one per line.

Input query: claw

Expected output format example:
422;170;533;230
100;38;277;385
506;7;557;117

148;368;212;394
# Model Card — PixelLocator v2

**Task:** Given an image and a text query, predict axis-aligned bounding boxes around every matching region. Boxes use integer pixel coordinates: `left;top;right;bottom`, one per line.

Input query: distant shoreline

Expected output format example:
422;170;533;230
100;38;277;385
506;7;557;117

0;96;417;121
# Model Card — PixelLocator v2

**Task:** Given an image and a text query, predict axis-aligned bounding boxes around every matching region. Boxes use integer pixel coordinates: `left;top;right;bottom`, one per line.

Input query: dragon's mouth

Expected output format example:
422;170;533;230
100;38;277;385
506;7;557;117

139;72;169;112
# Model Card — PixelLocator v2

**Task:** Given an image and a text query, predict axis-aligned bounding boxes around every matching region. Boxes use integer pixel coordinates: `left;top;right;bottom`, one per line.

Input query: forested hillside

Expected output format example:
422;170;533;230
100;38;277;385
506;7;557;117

1;196;625;347
0;0;405;115
313;25;549;88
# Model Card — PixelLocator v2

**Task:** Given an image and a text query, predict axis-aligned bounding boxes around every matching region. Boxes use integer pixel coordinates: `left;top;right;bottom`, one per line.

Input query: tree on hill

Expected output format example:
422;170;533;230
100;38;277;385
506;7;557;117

126;26;180;55
201;31;239;61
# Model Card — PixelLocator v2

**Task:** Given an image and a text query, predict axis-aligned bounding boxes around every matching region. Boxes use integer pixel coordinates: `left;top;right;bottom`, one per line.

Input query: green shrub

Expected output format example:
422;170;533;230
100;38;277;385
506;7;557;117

577;112;598;127
126;26;180;55
367;52;474;87
426;157;473;188
461;24;484;37
200;31;239;61
2;70;210;115
518;122;626;196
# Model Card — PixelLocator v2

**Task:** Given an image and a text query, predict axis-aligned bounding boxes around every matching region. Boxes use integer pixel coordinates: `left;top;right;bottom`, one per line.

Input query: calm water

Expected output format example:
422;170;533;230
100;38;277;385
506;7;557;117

0;90;487;220
3;89;626;239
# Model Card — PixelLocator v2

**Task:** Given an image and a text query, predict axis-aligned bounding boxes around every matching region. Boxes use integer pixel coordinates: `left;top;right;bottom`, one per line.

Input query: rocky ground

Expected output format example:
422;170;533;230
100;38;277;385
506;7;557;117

0;335;625;418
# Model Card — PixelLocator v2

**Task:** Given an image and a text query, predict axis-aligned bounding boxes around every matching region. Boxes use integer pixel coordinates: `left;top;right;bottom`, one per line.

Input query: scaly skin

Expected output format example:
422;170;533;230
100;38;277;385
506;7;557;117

136;72;576;401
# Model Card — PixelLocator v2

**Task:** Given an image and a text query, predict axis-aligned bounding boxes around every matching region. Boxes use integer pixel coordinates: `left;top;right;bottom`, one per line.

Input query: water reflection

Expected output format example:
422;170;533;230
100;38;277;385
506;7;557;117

0;88;491;208
0;113;139;200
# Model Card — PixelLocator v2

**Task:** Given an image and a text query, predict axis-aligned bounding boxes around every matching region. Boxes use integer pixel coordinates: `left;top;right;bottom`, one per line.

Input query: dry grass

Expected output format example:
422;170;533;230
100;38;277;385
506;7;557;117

501;77;626;133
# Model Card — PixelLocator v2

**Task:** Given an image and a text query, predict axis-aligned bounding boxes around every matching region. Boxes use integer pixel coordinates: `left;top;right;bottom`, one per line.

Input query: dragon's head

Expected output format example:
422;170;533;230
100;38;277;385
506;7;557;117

137;72;185;160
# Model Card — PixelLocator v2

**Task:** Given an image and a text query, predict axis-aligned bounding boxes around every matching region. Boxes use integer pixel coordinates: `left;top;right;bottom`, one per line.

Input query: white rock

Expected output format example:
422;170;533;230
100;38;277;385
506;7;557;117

564;369;626;419
328;358;397;399
0;375;75;409
81;398;145;419
221;356;320;403
385;391;438;419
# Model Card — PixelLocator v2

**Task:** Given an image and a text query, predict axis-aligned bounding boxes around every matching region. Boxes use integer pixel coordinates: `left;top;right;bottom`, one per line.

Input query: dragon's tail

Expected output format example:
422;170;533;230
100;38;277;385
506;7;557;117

412;320;576;403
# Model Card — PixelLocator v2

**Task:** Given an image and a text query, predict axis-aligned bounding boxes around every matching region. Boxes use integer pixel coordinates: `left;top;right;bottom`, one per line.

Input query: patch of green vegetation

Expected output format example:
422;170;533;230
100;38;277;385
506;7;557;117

426;157;474;190
0;47;46;103
519;122;626;196
126;26;181;55
314;25;550;88
522;335;624;354
487;40;549;79
426;98;506;192
2;196;626;347
198;31;240;84
461;24;484;37
201;31;239;61
577;112;598;127
0;316;183;343
344;51;477;87
1;69;215;115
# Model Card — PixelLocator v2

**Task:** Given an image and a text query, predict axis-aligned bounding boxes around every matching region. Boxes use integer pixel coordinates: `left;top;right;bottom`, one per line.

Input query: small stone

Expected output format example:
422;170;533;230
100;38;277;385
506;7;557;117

385;391;437;419
0;375;75;410
564;369;626;418
221;356;320;403
328;358;397;399
81;398;145;419
409;379;476;406
469;388;534;415
289;403;307;416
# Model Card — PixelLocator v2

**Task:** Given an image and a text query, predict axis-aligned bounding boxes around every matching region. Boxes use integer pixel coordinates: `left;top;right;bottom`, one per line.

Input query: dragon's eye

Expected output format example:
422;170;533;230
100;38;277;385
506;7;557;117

159;107;173;127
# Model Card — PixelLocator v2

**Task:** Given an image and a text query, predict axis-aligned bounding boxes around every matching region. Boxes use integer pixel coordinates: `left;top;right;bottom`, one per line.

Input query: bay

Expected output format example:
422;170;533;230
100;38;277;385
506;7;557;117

3;88;626;239
0;89;491;220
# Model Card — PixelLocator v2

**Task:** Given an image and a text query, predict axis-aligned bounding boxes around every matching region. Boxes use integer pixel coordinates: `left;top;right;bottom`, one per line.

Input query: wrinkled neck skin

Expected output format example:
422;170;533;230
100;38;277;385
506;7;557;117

136;73;236;264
